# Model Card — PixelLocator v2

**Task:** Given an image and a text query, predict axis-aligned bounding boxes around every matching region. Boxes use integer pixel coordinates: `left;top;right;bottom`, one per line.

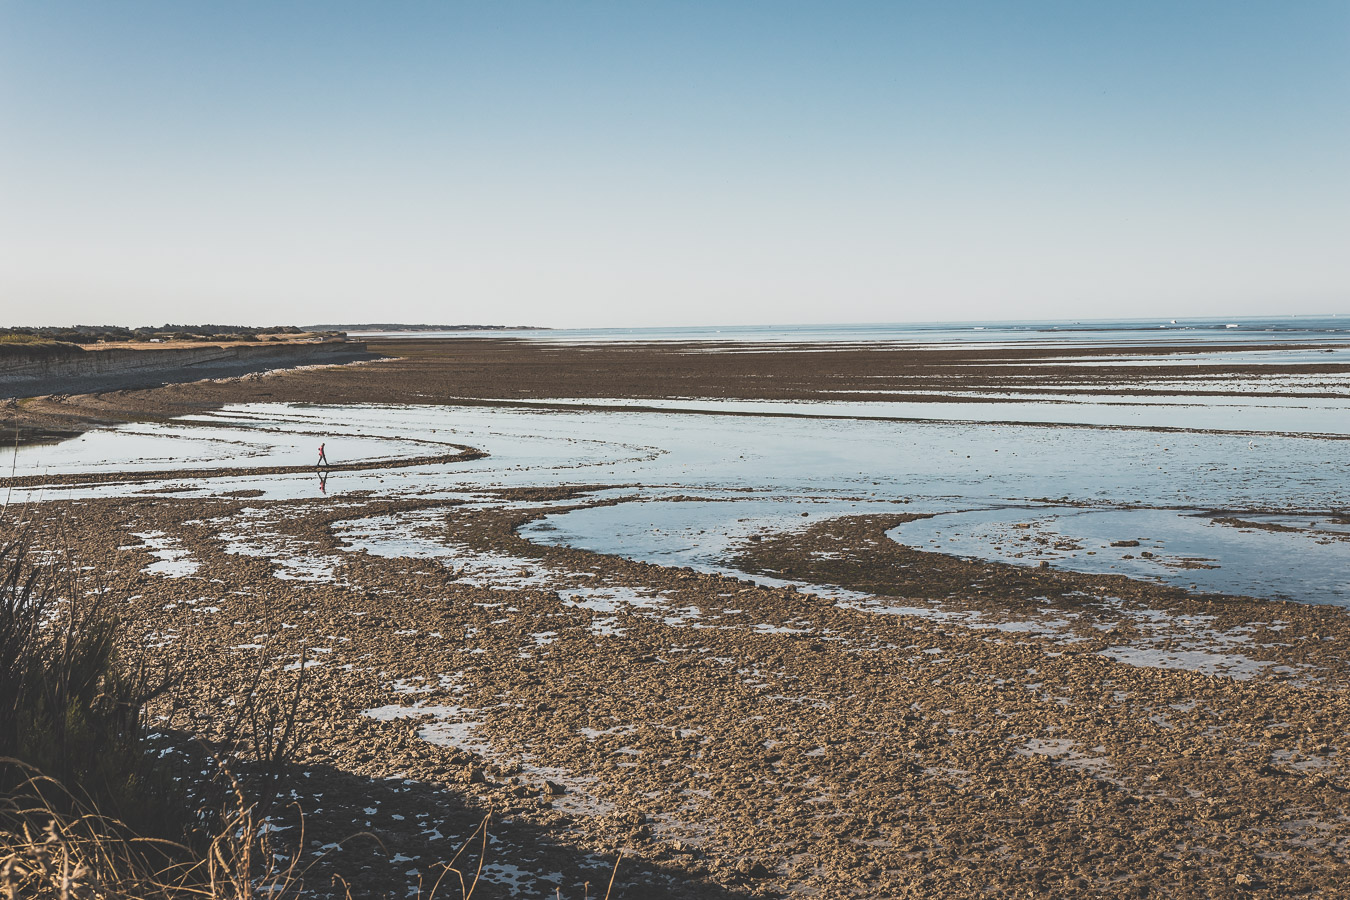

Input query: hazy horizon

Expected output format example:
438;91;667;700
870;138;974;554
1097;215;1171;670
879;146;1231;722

3;2;1347;328
9;311;1350;335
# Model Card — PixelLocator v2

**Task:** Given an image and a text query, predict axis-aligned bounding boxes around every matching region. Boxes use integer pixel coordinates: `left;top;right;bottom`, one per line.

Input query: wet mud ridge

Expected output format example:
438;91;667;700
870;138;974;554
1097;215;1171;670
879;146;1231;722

34;336;1350;417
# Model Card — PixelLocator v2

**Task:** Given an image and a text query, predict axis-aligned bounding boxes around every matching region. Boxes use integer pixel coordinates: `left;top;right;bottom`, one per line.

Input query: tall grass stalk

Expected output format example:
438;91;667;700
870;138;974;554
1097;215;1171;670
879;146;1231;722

1;534;627;898
1;761;303;899
0;537;172;829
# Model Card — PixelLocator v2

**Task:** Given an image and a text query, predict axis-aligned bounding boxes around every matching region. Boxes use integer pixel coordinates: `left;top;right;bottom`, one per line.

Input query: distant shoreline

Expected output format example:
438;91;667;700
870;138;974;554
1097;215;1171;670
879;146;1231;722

333;316;1350;346
309;324;550;332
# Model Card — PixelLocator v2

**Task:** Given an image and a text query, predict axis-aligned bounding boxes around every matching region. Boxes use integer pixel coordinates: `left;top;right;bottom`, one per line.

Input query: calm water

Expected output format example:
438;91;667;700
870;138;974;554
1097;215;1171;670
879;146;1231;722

888;506;1350;604
350;315;1350;346
11;396;1350;605
11;314;1349;605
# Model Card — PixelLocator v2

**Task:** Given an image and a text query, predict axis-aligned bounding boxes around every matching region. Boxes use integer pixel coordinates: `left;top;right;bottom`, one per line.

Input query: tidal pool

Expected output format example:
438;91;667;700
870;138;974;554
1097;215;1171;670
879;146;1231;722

9;399;1349;605
888;506;1350;604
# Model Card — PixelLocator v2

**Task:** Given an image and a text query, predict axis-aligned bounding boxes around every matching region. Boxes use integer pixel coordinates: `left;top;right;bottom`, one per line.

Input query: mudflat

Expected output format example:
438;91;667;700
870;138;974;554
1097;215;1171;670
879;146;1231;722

5;338;1349;898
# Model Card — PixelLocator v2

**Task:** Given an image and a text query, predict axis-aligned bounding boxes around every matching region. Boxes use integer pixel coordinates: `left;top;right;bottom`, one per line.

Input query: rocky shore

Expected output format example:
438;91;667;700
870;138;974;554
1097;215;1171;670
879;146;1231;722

9;489;1347;898
4;337;1348;898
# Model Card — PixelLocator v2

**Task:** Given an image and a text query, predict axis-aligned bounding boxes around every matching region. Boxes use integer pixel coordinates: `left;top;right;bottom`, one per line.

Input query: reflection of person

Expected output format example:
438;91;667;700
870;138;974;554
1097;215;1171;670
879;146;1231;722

317;442;329;467
318;470;328;494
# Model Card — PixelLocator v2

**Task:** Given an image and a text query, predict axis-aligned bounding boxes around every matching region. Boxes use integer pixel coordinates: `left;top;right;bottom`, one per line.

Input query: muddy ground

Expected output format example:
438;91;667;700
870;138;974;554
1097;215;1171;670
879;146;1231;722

4;339;1349;898
6;336;1350;443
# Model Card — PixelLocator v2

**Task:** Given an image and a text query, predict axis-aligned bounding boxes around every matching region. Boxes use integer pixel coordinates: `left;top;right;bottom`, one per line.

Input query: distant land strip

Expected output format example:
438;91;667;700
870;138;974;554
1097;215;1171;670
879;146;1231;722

309;324;549;332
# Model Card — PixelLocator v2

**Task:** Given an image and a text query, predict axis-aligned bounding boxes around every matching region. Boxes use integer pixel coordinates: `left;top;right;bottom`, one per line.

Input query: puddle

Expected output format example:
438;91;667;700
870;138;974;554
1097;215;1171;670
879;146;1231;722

335;508;460;559
336;509;606;590
558;586;670;613
361;703;493;757
364;692;624;825
1097;646;1277;680
215;509;342;582
889;506;1350;605
1016;738;1117;778
256;554;339;582
478;864;561;894
1270;748;1337;773
450;553;575;590
126;531;199;577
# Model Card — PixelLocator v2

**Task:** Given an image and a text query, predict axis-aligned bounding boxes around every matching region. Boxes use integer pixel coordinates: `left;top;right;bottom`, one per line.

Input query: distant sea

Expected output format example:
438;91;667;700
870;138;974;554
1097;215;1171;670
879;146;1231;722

351;315;1350;346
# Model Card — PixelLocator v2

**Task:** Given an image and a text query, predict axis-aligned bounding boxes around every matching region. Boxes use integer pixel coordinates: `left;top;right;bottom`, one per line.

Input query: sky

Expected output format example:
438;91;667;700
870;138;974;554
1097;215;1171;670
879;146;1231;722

1;2;1347;328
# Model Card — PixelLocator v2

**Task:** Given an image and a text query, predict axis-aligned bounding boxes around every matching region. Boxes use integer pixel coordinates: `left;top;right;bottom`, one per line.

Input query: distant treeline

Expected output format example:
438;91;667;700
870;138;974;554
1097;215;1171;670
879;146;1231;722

306;323;547;332
0;324;337;345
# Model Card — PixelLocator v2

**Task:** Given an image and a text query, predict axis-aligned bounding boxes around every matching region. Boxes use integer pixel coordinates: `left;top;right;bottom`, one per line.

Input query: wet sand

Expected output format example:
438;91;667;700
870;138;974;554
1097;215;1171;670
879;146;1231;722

4;339;1349;898
9;336;1350;432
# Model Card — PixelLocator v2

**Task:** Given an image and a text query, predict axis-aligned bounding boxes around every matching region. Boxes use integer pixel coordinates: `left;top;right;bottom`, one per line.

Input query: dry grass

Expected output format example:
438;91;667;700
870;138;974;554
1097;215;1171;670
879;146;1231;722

0;533;625;898
4;783;622;900
0;763;301;899
0;535;175;833
0;532;301;898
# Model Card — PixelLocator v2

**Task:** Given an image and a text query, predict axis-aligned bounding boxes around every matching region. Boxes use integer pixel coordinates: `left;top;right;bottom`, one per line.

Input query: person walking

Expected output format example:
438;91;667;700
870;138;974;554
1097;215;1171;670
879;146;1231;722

317;442;329;468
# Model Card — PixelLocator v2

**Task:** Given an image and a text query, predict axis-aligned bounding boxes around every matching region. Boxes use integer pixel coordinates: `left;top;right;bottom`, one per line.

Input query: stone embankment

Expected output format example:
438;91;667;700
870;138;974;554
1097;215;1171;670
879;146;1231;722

0;340;371;399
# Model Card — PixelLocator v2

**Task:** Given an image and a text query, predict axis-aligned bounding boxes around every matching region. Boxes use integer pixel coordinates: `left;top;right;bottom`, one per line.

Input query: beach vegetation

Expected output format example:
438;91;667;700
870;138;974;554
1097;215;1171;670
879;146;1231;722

0;535;305;897
0;534;589;899
0;325;313;346
0;539;173;825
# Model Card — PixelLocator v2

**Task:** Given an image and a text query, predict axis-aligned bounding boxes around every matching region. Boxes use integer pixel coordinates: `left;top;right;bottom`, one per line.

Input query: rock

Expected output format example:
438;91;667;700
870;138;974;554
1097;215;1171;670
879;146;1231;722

736;859;772;878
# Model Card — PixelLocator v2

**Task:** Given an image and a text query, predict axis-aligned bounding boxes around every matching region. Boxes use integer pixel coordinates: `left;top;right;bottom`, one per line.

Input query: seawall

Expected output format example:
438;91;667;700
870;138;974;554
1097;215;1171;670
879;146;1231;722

0;340;371;399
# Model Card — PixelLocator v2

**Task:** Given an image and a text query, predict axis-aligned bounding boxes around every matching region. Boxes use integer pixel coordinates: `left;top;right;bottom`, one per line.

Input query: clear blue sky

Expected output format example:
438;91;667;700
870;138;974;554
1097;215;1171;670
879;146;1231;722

2;1;1346;327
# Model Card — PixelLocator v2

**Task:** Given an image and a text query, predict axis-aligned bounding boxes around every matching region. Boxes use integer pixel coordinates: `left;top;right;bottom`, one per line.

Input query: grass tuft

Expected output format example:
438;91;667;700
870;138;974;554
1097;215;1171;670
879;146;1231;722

1;532;624;898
